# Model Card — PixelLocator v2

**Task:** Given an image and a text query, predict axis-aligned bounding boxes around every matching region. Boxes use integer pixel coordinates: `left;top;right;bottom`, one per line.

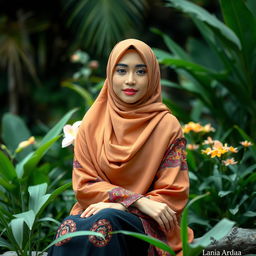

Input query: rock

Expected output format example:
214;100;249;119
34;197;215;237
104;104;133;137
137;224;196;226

0;252;47;256
193;227;256;255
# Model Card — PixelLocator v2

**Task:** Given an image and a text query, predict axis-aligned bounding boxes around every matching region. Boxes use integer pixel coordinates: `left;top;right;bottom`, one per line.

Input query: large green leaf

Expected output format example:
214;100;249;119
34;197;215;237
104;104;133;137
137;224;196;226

39;108;77;147
16;136;60;179
151;28;191;61
246;0;256;17
111;230;176;256
14;210;35;230
220;0;256;92
0;177;16;190
10;217;24;248
62;82;94;106
28;183;50;215
43;231;105;252
24;135;61;177
1;113;32;161
220;0;256;54
180;193;210;255
189;219;235;254
34;182;72;217
166;0;241;49
64;0;147;56
0;150;16;180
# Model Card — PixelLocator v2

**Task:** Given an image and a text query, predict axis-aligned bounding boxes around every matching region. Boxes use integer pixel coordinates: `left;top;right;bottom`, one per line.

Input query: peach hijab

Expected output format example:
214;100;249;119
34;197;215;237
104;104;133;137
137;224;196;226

73;38;182;196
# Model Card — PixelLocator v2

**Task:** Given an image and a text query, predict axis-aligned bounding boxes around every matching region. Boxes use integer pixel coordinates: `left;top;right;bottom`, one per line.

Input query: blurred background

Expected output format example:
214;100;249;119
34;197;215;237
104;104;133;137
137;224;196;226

0;0;256;254
0;0;220;128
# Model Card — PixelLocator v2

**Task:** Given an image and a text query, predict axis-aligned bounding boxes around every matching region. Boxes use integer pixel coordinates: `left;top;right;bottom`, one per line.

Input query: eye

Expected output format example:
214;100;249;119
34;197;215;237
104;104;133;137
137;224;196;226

136;69;147;75
116;68;126;75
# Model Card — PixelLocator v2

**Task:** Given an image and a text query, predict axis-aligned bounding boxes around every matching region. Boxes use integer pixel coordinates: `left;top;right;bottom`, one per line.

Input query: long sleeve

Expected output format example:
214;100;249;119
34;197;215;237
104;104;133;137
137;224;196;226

145;137;189;216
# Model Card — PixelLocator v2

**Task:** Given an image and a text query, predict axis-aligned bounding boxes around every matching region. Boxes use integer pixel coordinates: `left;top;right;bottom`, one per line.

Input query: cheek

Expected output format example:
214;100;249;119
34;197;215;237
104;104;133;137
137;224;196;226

112;75;122;92
140;77;149;91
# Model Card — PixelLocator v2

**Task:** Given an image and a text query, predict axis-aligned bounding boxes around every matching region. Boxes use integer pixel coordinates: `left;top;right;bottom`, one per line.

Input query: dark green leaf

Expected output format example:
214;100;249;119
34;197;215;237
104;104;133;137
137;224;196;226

43;231;105;252
166;0;241;49
2;113;32;161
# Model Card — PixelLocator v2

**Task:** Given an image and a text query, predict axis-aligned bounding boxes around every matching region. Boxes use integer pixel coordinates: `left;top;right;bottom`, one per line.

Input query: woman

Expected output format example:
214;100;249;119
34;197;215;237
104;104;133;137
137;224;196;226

48;39;194;256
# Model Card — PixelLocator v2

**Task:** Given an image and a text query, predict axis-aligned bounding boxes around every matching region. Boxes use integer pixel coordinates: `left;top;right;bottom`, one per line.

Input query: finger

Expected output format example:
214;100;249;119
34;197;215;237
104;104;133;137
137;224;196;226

155;216;166;233
159;214;170;232
85;207;99;218
166;207;178;225
81;206;96;218
162;211;176;233
81;205;93;218
92;208;104;216
165;212;177;232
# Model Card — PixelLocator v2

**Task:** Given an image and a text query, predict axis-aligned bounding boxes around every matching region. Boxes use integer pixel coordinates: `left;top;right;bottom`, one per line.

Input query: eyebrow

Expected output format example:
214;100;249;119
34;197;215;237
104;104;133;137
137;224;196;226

116;63;147;68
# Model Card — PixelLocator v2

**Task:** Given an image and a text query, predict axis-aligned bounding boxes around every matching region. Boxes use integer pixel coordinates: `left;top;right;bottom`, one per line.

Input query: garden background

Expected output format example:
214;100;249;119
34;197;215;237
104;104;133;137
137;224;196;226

0;0;256;255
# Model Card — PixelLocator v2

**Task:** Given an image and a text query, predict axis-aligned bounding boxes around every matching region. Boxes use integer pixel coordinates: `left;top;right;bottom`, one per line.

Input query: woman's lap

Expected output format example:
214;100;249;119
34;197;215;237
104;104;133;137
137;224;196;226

48;208;149;256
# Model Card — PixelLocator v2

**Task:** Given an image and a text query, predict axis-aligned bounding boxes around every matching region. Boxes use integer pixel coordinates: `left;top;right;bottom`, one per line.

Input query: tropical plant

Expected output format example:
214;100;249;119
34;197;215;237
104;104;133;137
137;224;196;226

61;49;103;111
37;193;235;256
182;121;256;233
112;193;235;256
0;13;46;114
63;0;149;56
154;0;256;138
0;109;77;254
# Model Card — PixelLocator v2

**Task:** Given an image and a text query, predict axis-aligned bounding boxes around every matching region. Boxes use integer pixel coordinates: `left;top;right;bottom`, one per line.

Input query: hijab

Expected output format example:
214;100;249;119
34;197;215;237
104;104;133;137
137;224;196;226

74;38;182;193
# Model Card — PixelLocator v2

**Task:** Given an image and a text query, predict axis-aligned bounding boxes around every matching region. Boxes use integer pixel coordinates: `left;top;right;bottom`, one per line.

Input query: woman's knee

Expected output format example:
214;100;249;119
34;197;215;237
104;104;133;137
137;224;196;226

94;208;124;219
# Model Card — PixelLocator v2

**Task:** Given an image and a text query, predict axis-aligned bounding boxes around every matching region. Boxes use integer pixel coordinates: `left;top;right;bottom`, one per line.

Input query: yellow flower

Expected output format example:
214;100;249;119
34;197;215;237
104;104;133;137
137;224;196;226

202;124;215;133
16;136;35;153
228;146;238;153
187;144;199;150
201;140;230;158
182;122;215;134
201;147;212;155
222;158;238;166
240;140;253;147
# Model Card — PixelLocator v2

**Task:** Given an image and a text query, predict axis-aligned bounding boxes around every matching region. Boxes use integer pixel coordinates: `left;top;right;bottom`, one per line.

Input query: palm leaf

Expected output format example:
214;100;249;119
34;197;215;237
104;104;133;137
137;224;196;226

63;0;148;56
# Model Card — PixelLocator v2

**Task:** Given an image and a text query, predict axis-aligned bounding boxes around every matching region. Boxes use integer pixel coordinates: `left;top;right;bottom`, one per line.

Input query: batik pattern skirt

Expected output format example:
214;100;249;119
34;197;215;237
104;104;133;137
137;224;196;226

48;208;149;256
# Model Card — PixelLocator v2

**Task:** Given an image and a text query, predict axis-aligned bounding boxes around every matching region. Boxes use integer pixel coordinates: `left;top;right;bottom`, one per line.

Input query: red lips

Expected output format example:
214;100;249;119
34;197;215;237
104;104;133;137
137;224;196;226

123;88;138;96
123;88;138;92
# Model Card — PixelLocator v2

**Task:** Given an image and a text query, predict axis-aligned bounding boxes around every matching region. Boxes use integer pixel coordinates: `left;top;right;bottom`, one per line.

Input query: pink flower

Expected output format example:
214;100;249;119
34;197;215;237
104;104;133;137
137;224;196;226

222;158;238;166
62;121;82;148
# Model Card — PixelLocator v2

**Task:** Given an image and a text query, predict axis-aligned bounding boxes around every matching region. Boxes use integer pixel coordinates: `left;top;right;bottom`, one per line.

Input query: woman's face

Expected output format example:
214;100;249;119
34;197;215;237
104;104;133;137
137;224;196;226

112;50;148;104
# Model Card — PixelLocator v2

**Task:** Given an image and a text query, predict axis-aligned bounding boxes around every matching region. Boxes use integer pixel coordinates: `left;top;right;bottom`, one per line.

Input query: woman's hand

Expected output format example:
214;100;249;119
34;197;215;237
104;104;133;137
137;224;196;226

133;197;178;233
80;202;126;218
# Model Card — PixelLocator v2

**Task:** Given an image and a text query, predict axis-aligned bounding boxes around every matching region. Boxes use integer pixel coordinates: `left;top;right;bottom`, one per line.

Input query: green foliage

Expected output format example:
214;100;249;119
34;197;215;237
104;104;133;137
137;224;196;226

64;0;148;56
61;49;104;110
155;0;256;137
0;109;77;254
112;193;235;256
183;123;256;232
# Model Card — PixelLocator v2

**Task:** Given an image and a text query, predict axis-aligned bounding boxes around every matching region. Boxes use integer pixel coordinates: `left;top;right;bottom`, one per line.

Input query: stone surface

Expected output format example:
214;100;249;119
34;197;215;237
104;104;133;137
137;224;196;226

194;227;256;256
0;252;47;256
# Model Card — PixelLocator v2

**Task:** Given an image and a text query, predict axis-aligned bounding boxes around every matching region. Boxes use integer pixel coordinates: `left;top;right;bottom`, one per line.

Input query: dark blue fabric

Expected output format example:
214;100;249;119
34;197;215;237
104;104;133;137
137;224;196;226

48;209;149;256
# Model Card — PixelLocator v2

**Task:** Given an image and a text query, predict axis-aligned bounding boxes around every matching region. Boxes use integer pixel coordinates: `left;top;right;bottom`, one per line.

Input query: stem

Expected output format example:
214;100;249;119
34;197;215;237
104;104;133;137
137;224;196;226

29;229;32;256
19;182;25;212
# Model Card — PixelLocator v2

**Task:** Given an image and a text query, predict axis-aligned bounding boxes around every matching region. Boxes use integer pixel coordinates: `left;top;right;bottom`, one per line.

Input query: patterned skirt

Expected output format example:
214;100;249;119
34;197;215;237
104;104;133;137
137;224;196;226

48;208;149;256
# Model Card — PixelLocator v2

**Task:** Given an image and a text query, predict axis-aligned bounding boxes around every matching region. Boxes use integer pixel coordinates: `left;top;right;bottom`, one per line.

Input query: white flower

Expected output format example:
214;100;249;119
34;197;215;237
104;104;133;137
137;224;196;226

62;121;82;148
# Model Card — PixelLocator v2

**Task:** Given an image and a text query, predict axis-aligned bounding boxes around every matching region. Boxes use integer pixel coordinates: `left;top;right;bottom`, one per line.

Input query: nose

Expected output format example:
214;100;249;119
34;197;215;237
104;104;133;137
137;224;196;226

125;72;136;85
